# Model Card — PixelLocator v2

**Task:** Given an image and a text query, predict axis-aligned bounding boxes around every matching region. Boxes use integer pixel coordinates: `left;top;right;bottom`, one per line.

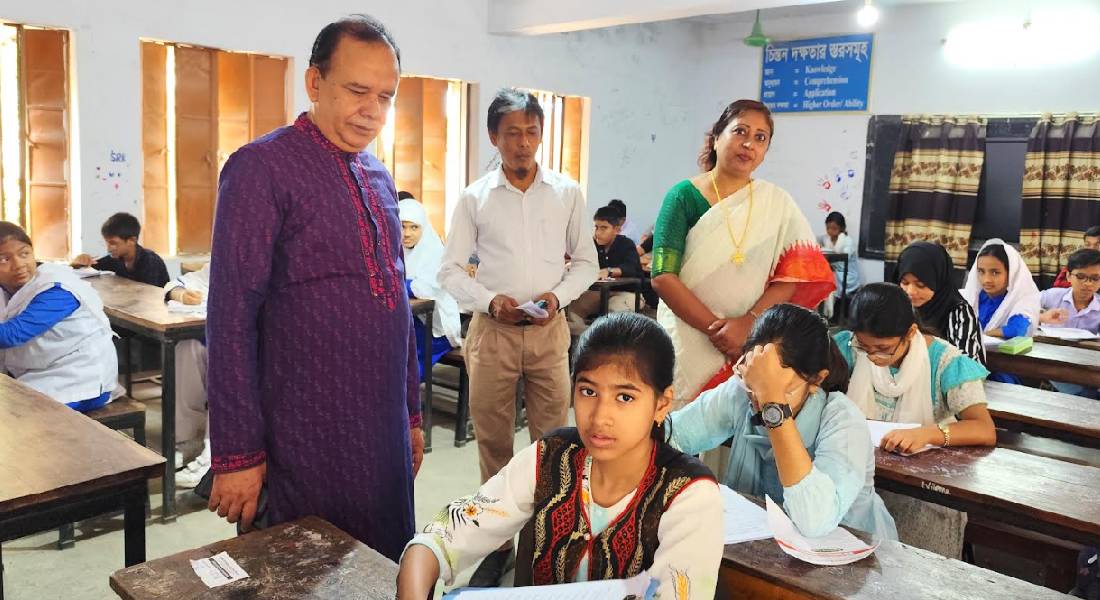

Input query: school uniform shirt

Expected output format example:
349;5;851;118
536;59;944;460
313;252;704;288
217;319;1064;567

668;383;898;541
405;433;723;599
596;234;643;278
1040;287;1100;334
0;263;117;404
94;244;170;287
164;262;210;296
438;165;599;313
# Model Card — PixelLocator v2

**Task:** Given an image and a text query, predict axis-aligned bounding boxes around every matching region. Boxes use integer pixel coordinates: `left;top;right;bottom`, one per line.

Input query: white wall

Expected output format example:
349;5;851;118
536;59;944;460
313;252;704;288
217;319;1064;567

1;0;705;269
5;0;1099;279
691;0;1100;284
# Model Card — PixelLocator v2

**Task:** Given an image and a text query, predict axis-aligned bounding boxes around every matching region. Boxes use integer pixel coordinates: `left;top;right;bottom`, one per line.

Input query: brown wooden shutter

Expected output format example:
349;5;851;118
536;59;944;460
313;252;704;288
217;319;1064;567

21;27;69;258
251;55;288;139
141;41;169;254
174;46;216;255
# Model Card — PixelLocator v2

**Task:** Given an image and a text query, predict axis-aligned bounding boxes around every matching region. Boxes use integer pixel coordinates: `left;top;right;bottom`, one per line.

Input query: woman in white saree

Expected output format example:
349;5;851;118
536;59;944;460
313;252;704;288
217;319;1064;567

651;100;835;408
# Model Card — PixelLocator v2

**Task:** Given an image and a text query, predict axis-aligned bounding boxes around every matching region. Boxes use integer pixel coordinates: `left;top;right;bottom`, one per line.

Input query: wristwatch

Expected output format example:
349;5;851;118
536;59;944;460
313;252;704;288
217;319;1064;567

752;402;793;429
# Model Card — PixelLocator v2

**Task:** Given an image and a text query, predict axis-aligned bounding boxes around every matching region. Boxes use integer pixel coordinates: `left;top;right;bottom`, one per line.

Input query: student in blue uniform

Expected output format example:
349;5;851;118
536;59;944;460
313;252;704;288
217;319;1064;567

0;222;117;411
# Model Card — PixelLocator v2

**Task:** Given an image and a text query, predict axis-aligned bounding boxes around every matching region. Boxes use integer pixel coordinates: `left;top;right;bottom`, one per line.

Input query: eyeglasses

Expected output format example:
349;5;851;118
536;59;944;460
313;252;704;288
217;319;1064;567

849;336;905;360
1072;273;1100;284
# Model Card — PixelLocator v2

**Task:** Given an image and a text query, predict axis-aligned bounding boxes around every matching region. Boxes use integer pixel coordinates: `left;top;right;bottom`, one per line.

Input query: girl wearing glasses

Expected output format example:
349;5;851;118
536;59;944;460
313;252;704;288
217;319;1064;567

834;282;994;558
666;303;898;541
1039;248;1100;398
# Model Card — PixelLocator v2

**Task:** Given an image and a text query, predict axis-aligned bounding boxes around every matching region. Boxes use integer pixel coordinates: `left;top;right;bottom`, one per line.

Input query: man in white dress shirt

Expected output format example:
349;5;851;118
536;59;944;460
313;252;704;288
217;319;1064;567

439;88;598;585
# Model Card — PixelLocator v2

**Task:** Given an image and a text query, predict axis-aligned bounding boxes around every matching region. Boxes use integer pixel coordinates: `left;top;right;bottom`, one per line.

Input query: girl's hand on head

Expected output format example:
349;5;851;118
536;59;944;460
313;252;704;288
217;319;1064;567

741;343;798;403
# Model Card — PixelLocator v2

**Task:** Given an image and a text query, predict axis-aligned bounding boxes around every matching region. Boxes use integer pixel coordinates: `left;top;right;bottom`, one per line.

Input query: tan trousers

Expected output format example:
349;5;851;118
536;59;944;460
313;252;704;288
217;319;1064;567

466;311;572;483
175;339;209;446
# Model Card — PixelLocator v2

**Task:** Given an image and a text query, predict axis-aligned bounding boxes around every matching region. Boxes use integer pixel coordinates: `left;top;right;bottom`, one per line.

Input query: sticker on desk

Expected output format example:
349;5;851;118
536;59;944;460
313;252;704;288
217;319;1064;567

190;552;249;588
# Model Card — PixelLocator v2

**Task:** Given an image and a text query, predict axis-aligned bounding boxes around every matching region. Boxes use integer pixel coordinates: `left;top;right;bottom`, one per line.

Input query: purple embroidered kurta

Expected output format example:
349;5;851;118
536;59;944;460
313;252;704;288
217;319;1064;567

208;113;420;561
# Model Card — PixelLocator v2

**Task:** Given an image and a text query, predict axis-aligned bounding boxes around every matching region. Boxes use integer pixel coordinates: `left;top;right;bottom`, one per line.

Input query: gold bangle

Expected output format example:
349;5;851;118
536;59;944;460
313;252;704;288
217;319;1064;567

938;423;950;447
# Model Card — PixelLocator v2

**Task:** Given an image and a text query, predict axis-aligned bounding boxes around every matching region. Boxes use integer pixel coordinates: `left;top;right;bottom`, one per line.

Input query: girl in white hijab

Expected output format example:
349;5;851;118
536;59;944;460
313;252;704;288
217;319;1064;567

962;239;1041;340
399;196;462;375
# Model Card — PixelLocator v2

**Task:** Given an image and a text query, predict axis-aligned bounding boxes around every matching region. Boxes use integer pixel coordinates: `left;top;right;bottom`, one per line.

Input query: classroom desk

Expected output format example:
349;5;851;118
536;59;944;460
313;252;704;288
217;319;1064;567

588;277;643;316
719;533;1073;600
873;446;1100;546
411;298;436;452
88;275;205;522
985;340;1100;388
985;380;1100;449
109;516;396;600
0;375;164;600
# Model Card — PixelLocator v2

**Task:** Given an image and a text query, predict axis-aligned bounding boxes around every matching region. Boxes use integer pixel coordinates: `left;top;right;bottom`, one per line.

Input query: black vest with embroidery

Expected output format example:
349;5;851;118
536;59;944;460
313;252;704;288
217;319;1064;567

514;427;714;586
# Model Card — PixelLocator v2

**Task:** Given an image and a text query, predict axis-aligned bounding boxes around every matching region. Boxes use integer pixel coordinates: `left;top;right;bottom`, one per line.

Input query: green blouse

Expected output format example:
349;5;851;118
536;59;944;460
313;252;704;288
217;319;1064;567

651;180;712;276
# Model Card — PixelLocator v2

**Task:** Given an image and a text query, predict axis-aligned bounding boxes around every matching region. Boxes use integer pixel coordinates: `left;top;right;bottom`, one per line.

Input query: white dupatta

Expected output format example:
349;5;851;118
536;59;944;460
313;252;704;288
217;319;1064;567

961;238;1041;335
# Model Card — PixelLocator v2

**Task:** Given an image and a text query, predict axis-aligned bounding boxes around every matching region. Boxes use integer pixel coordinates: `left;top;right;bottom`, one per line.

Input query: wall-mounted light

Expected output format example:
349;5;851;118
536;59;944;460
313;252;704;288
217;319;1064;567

856;0;880;28
944;5;1100;68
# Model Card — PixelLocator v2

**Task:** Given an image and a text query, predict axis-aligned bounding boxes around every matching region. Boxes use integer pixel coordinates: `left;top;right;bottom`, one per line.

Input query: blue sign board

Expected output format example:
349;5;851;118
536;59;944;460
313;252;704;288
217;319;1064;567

760;33;873;113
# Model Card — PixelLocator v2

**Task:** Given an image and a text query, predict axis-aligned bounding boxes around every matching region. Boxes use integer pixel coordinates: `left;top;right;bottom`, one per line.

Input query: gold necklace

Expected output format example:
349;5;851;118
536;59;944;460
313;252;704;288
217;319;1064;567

710;170;753;265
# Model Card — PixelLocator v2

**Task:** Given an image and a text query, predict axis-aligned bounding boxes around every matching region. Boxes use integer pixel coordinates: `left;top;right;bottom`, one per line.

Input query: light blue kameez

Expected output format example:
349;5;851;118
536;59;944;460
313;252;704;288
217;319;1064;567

667;381;897;541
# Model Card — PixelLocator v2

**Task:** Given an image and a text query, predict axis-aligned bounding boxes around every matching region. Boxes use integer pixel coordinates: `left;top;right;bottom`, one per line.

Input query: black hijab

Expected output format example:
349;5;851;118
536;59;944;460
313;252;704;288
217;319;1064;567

894;242;968;333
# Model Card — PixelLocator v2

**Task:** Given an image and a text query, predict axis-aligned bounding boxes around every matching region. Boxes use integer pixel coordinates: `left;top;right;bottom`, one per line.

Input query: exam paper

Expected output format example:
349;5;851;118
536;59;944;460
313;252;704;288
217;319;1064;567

1039;326;1099;341
765;496;878;566
443;571;654;599
720;484;772;544
167;300;207;316
190;551;249;588
517;300;549;319
865;420;936;455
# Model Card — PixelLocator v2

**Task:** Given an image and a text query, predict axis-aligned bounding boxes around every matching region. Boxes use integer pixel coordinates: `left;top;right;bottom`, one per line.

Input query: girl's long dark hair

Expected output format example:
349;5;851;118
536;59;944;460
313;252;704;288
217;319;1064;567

742;304;849;393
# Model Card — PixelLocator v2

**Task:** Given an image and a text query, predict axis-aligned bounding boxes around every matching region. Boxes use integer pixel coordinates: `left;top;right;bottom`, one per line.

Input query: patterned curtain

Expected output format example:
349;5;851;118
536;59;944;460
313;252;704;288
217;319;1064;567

884;116;986;268
1019;113;1100;284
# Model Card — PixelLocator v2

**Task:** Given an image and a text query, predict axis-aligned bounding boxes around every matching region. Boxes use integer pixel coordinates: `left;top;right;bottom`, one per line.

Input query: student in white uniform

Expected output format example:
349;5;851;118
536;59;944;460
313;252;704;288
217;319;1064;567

164;262;211;487
0;222;117;410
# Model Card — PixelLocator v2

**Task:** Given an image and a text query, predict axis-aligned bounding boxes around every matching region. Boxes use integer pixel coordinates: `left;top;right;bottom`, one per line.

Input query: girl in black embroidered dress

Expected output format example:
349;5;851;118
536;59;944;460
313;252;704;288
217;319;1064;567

396;312;723;599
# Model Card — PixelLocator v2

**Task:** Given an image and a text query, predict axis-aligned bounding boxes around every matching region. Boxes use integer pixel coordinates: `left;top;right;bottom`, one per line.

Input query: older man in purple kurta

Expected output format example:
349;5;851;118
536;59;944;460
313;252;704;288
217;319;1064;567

206;16;423;562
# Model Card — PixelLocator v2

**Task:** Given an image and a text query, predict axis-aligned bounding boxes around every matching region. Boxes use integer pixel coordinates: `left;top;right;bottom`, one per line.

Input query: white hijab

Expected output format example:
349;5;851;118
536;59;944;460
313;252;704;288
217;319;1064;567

962;238;1041;335
847;329;937;426
399;198;462;347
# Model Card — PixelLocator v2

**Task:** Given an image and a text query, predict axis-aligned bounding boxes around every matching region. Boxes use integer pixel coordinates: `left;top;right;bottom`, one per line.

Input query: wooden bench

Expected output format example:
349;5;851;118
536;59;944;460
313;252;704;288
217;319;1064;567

874;446;1100;546
109;516;397;599
986;340;1100;388
1;376;163;598
985;380;1100;449
996;429;1100;468
58;398;149;549
438;349;472;447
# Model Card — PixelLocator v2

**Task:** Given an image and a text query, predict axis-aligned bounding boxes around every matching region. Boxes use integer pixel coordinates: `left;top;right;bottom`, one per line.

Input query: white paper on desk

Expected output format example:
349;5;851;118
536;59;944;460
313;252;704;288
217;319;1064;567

167;300;207;316
765;496;878;566
190;551;249;588
1039;326;1100;340
517;300;549;319
865;420;936;455
982;335;1004;349
720;484;772;544
72;266;111;278
443;571;654;599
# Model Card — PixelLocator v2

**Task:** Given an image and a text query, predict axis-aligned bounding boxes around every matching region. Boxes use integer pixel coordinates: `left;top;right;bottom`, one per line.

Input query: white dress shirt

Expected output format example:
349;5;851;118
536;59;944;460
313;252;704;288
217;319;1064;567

440;165;599;313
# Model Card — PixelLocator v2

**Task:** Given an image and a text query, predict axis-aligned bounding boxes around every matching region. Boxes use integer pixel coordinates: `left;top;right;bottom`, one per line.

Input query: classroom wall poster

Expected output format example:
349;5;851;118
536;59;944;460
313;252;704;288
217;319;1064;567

760;33;873;113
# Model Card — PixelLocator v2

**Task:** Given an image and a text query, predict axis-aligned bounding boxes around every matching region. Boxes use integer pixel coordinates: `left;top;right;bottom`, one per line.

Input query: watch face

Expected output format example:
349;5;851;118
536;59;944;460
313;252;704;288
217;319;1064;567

762;404;785;427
